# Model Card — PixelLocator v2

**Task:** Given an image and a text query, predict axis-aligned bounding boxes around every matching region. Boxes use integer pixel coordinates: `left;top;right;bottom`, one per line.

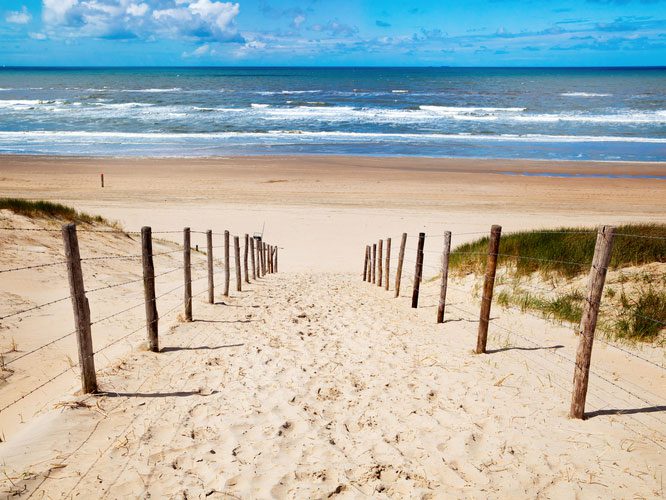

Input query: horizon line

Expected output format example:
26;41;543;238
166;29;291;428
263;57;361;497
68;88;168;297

1;65;666;70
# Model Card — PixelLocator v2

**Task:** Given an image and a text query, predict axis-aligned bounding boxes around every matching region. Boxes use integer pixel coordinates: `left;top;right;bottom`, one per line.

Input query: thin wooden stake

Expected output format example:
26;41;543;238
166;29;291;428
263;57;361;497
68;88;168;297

395;233;407;298
437;231;452;324
244;234;250;284
62;223;97;394
100;173;104;188
475;225;502;354
275;247;278;272
372;243;377;284
411;233;425;308
141;226;159;352
377;240;383;287
250;237;256;280
183;227;192;321
363;246;369;281
224;230;230;296
234;236;242;292
384;237;391;291
207;230;214;304
570;225;615;419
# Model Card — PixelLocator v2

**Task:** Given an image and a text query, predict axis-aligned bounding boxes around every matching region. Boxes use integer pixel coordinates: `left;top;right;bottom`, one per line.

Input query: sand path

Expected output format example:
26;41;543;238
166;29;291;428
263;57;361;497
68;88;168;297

1;271;664;498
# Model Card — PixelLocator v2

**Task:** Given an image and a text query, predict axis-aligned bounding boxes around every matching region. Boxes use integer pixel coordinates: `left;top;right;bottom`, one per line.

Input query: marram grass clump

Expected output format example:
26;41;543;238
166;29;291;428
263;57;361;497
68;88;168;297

0;198;108;225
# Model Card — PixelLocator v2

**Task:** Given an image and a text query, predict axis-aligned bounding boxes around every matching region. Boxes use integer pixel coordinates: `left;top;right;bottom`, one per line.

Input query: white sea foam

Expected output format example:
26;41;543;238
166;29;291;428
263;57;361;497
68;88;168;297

420;105;526;113
392;90;409;93
120;88;182;93
251;103;270;108
561;92;612;97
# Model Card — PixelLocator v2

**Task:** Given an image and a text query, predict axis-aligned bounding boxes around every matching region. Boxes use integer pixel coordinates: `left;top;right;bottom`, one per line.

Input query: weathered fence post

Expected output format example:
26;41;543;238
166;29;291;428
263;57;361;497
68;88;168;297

234;236;242;292
395;233;407;298
475;225;502;354
411;233;425;308
437;231;452;324
141;226;159;352
275;247;278;272
570;225;615;419
100;173;104;188
260;242;266;276
384;237;391;291
62;223;97;393
363;246;369;281
377;240;383;287
207;230;214;304
183;227;193;321
256;239;262;277
268;244;273;274
244;234;250;284
250;237;256;280
372;243;377;284
224;230;230;296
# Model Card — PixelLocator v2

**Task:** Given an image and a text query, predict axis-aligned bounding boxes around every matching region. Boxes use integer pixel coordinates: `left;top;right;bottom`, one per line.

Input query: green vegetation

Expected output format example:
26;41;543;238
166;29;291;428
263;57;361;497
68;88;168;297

450;223;666;278
615;288;666;342
496;289;584;325
0;198;108;225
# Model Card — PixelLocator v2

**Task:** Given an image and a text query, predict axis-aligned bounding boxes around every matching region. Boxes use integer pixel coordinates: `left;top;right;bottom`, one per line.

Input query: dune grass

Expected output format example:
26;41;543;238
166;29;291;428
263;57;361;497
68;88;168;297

0;198;108;225
450;223;666;278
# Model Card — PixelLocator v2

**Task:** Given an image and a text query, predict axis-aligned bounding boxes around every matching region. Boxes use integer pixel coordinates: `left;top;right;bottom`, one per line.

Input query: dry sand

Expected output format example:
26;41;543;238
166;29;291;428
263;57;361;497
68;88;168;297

0;155;665;497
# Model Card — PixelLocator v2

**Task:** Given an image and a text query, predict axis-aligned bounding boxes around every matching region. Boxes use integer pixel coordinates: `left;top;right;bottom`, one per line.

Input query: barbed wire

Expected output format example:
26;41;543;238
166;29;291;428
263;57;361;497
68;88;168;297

0;294;72;321
0;260;67;274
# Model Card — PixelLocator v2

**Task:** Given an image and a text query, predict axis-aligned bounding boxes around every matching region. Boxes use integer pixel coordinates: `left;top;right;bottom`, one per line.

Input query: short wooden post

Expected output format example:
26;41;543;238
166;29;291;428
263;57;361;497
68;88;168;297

224;230;230;296
250;237;256;280
395;233;407;298
475;225;502;354
570;225;615;419
268;244;273;274
234;236;242;292
265;243;269;274
411;233;425;308
207;230;214;304
437;231;452;324
384;237;391;291
100;173;104;188
377;240;383;287
275;247;278;272
256;239;262;277
141;227;159;352
363;246;369;281
372;243;377;284
183;227;192;321
62;223;97;394
244;234;250;284
259;242;265;276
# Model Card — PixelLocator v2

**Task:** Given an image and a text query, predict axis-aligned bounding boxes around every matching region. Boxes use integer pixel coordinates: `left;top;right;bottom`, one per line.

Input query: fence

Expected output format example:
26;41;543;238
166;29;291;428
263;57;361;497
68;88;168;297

361;225;666;421
0;224;280;414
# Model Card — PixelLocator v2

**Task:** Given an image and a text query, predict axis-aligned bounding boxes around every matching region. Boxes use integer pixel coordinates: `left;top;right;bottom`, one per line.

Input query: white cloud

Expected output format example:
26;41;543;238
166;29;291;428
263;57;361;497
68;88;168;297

41;0;243;42
6;6;32;24
292;14;305;29
29;32;47;40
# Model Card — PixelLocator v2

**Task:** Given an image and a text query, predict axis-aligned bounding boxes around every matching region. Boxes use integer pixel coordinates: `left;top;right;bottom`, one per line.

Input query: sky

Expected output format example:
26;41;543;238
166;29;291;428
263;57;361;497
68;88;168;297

0;0;665;66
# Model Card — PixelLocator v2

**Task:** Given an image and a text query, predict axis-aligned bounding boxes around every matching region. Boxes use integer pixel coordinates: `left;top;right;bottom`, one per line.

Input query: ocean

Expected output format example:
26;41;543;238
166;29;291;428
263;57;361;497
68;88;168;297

0;67;664;161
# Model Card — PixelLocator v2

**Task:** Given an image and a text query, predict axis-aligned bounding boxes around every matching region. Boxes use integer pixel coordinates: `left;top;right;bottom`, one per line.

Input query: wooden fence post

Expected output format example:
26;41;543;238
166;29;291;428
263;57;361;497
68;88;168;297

224;230;230;296
260;242;266;276
183;227;192;321
275;247;278;273
437;231;452;324
475;225;502;354
141;226;159;352
372;243;377;284
62;223;97;394
250;237;256;280
207;230;214;304
234;236;242;292
256;239;262;277
384;237;391;291
100;173;104;188
570;225;615;419
244;234;250;284
363;246;369;281
395;233;407;298
377;240;383;287
268;244;273;274
411;233;425;308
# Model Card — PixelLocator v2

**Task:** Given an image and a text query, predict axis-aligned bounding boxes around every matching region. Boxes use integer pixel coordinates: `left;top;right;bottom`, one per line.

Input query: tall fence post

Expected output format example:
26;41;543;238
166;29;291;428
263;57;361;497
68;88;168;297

260;242;266;276
234;235;242;292
395;233;407;297
250;237;257;280
437;231;452;324
570;225;615;419
268;244;273;274
256;238;262;277
244;234;250;284
384;237;391;291
411;233;425;308
183;227;192;321
275;247;278;273
475;225;502;354
141;226;159;352
62;223;97;394
372;243;377;284
207;230;214;304
377;240;383;287
224;230;230;296
363;246;369;281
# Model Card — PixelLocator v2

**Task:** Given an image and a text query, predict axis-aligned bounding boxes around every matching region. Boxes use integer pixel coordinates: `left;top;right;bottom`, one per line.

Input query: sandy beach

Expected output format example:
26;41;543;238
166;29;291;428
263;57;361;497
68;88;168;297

0;154;665;497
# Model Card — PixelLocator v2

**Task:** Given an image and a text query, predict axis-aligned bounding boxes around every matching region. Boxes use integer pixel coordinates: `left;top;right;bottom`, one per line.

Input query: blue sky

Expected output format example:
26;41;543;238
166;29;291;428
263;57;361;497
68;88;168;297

1;0;665;66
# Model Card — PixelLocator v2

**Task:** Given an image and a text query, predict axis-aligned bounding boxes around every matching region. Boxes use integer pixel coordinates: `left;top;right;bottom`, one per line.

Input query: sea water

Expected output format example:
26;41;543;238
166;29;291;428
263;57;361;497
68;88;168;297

0;67;664;161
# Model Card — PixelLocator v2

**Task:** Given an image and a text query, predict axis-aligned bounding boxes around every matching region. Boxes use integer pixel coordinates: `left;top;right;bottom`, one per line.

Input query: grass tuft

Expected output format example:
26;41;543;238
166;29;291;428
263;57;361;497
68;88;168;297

0;198;108;225
615;288;666;342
